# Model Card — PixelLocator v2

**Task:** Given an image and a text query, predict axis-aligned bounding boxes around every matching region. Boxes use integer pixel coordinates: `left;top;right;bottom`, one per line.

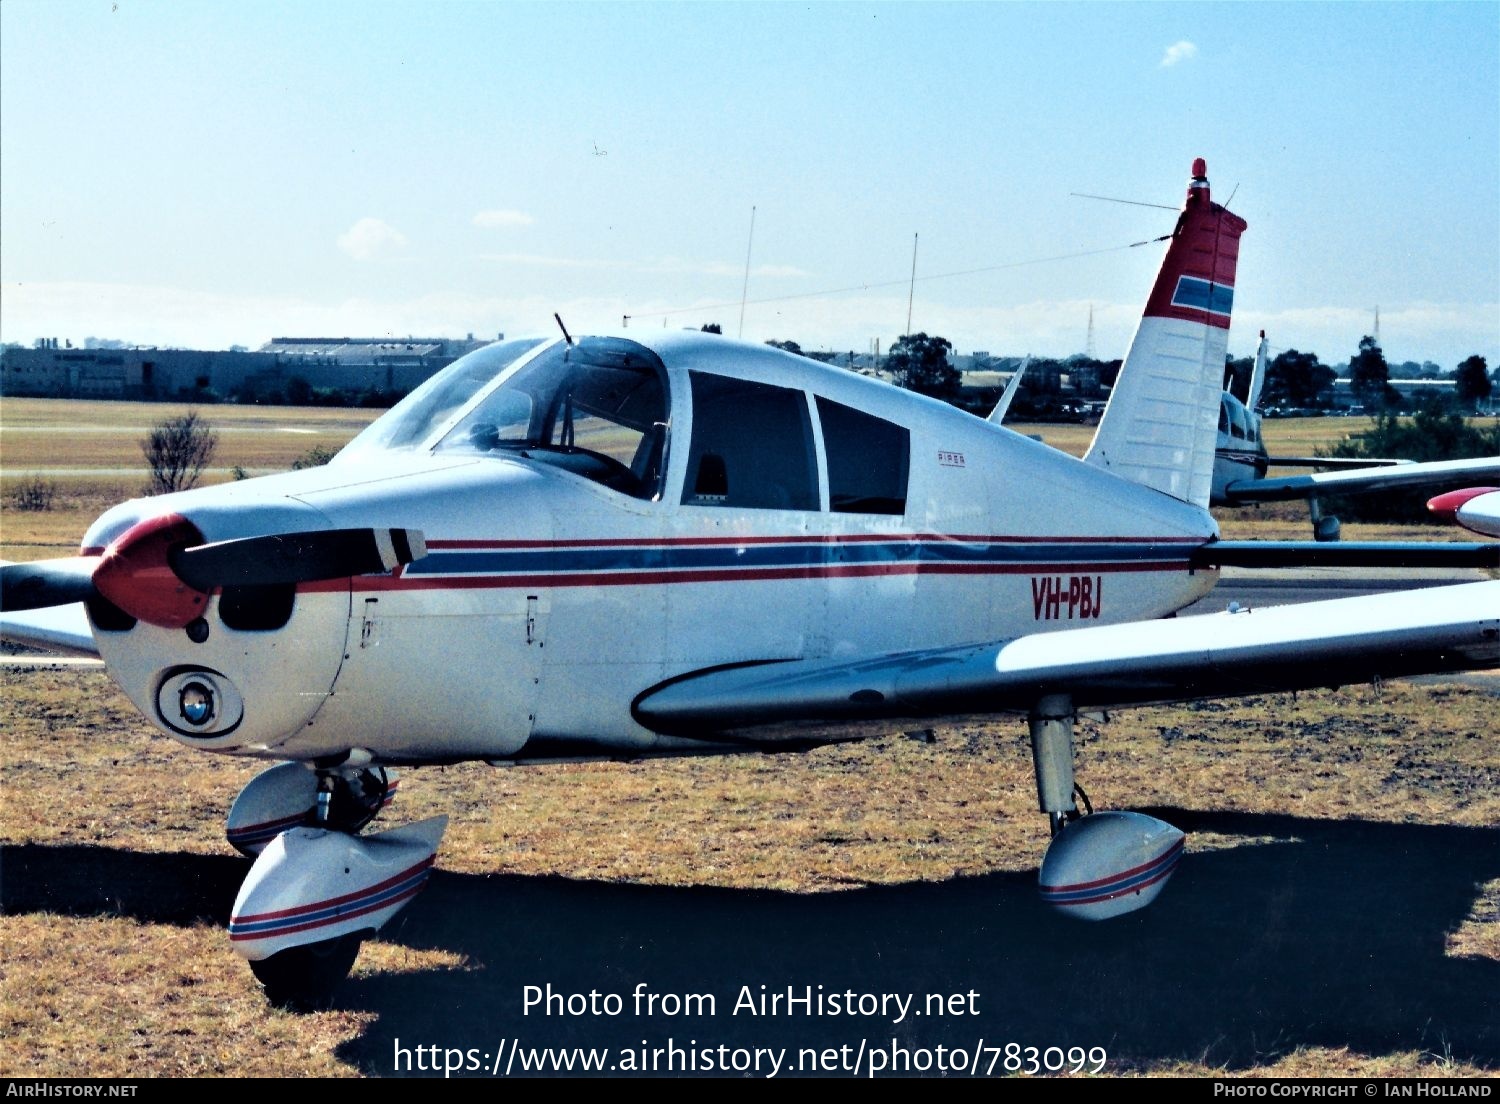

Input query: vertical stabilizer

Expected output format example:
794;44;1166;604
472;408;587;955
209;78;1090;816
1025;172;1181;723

1084;159;1248;507
1245;330;1269;411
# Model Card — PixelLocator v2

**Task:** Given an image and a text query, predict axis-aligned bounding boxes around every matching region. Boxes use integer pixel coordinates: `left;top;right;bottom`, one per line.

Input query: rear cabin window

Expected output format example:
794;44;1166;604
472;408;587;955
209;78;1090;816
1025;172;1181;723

816;397;909;515
682;373;817;510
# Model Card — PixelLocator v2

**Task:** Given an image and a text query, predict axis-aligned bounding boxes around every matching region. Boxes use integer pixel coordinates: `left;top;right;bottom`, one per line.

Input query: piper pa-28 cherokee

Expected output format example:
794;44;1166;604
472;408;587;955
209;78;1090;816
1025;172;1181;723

4;159;1499;1006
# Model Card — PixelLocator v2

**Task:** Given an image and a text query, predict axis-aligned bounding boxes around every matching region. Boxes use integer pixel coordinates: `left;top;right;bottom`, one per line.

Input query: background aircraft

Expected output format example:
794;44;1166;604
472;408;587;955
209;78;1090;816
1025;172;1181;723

991;335;1499;540
1210;333;1500;539
3;160;1497;1007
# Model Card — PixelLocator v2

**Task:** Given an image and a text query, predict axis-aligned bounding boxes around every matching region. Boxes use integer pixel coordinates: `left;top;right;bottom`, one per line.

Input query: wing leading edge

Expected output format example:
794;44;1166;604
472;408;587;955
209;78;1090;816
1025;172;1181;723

634;581;1500;736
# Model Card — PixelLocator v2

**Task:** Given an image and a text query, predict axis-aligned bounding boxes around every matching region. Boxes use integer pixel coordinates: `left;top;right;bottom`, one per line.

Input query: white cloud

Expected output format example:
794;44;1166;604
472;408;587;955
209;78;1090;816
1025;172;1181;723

472;209;536;230
336;218;409;261
1159;40;1198;68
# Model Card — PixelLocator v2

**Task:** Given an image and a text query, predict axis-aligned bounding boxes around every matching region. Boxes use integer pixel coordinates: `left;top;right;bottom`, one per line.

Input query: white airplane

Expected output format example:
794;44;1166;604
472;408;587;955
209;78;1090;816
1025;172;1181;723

4;159;1499;1007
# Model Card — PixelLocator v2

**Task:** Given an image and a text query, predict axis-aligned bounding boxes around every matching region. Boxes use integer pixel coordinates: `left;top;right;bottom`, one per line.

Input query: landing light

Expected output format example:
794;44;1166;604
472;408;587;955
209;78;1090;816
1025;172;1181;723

155;669;245;739
179;682;216;726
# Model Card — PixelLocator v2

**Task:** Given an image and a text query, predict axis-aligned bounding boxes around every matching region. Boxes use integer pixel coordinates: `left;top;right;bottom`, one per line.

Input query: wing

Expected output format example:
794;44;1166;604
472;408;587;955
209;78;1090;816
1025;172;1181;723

0;602;99;657
634;581;1500;737
1224;455;1500;504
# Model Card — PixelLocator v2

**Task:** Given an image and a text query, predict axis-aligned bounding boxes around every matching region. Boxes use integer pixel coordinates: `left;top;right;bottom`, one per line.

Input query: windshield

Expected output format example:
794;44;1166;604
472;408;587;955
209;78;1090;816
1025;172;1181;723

434;336;669;501
335;337;547;462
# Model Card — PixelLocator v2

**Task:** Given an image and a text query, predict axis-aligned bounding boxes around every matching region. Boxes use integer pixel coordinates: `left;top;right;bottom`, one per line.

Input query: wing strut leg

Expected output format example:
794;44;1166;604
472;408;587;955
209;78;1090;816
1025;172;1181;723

1029;693;1079;837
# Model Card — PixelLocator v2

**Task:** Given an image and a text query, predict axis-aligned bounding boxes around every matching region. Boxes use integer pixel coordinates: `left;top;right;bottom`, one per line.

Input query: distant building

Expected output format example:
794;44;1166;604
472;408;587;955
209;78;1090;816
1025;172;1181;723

0;333;497;401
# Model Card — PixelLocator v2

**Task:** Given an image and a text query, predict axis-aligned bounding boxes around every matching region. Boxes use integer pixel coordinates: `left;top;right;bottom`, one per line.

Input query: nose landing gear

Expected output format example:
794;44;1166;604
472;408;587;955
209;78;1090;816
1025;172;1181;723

226;761;446;1009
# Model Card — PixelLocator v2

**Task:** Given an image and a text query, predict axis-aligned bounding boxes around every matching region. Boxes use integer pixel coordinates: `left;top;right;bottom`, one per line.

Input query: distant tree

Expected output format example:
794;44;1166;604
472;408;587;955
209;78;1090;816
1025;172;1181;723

1348;335;1395;408
700;323;723;335
142;410;217;495
886;332;959;401
291;444;338;470
1453;355;1492;408
766;339;804;357
285;376;313;405
806;350;838;364
1420;361;1444;379
1263;349;1335;409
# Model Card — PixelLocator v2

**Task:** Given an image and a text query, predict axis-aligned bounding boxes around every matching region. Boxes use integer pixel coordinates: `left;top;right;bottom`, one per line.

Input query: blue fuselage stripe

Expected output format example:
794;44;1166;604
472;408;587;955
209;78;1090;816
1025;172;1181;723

406;541;1192;577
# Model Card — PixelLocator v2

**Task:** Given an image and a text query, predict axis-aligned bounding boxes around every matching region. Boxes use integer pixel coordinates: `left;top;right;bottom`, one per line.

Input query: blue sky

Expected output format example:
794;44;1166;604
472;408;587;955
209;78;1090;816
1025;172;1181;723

3;1;1497;367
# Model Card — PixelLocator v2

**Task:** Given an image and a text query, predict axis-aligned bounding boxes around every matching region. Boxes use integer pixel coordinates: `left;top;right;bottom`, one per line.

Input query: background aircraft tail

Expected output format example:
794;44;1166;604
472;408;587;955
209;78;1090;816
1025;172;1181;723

1084;159;1248;508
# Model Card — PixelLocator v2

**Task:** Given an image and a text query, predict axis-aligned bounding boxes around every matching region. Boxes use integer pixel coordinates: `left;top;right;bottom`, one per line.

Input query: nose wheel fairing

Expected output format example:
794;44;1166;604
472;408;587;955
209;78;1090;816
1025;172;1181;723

229;815;448;963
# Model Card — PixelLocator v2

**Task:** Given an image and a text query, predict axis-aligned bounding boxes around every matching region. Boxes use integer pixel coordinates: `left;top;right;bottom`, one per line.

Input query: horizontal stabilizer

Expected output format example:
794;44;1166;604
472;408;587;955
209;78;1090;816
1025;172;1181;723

1188;540;1500;569
1261;456;1410;471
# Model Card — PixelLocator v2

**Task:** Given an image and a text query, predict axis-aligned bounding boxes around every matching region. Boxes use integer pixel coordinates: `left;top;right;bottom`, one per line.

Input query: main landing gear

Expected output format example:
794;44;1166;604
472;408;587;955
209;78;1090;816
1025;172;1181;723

225;761;447;1009
1029;694;1184;920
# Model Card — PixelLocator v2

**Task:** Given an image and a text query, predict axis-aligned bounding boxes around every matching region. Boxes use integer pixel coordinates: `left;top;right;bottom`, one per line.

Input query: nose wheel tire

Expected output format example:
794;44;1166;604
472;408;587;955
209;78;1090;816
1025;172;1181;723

248;932;366;1011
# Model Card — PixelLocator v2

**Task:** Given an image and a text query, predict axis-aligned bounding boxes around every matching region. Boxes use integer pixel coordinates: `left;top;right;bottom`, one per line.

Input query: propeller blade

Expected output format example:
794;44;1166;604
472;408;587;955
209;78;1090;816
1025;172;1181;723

171;528;426;590
0;557;100;612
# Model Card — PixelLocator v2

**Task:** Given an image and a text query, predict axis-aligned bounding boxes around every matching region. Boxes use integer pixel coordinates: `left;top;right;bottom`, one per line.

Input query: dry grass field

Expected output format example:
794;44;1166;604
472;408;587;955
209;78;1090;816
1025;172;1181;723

1;398;1495;1078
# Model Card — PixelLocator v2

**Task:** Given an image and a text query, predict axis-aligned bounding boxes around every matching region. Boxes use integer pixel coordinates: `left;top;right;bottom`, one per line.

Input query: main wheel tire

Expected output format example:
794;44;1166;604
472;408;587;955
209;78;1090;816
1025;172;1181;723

249;932;365;1011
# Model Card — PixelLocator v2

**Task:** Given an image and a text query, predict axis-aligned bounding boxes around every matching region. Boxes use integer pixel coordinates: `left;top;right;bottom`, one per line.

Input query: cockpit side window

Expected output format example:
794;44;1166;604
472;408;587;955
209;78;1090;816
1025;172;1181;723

682;373;817;511
815;397;909;515
435;337;670;500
